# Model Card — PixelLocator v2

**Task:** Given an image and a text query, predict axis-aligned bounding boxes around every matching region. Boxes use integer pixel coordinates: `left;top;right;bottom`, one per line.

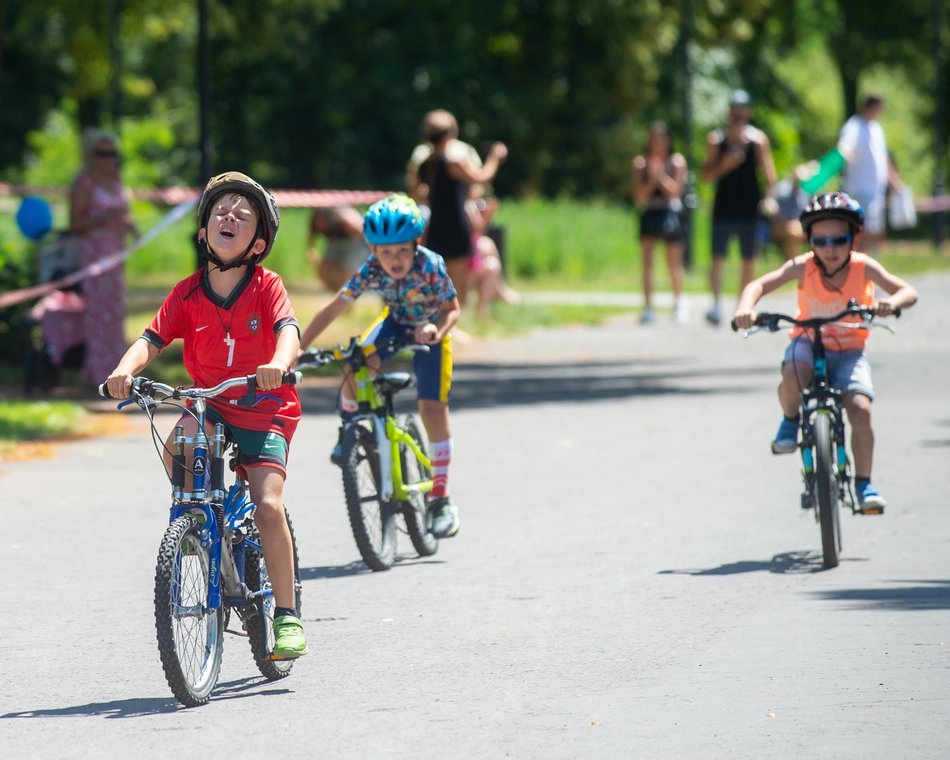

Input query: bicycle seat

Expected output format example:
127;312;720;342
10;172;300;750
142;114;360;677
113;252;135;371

374;372;413;395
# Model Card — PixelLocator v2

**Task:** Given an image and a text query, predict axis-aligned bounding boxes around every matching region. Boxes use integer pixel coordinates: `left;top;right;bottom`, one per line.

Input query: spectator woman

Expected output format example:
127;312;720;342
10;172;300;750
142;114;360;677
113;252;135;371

418;109;507;305
69;128;138;387
631;121;688;324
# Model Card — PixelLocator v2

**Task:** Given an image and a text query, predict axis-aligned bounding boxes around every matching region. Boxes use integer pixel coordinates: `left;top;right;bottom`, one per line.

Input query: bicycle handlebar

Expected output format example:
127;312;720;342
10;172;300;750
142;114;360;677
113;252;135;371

297;335;430;370
730;300;900;333
98;371;301;402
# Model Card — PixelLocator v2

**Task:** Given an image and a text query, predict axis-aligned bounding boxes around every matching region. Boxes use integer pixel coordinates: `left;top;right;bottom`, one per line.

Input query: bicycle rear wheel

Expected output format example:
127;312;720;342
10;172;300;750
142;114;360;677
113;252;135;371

341;419;397;571
154;515;223;707
814;411;841;569
245;507;301;679
399;414;439;558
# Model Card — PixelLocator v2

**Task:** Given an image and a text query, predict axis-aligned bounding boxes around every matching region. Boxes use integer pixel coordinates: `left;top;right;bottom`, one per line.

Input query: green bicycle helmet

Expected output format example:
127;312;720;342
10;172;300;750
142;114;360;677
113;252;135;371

363;194;426;245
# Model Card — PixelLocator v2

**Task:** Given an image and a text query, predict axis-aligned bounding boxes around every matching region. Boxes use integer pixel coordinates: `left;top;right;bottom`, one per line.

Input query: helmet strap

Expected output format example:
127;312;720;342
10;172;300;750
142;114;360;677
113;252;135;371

199;222;264;271
814;250;852;279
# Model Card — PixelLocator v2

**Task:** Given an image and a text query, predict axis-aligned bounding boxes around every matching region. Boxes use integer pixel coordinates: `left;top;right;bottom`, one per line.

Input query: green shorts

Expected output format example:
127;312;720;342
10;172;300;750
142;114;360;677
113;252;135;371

202;407;289;477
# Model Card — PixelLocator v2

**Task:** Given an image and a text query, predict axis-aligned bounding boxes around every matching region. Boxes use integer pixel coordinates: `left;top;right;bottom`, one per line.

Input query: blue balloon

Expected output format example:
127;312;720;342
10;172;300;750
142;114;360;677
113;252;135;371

16;196;54;240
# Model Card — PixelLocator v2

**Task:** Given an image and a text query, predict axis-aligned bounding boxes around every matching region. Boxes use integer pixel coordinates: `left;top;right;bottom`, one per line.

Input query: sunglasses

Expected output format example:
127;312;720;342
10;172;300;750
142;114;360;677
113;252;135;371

94;149;119;158
810;234;852;248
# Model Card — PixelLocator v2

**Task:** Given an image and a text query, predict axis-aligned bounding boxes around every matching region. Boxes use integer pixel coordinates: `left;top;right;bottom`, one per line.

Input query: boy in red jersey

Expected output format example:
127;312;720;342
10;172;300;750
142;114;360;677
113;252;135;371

104;172;307;658
733;192;917;512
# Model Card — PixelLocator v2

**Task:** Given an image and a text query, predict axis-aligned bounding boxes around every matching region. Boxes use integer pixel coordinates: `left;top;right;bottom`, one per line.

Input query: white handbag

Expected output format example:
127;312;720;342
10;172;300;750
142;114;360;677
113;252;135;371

888;186;917;230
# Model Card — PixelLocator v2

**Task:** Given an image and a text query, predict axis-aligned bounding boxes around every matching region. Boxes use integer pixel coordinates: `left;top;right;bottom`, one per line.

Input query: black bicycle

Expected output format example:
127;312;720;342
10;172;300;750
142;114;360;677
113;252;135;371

733;301;898;569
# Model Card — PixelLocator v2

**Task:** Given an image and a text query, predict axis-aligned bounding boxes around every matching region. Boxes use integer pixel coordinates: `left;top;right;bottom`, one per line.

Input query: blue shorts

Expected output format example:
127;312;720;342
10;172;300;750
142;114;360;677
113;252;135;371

360;312;453;403
782;340;874;401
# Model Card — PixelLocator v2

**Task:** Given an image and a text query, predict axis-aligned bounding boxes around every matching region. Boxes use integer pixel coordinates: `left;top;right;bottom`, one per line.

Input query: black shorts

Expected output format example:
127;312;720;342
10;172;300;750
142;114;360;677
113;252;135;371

639;209;683;242
711;218;761;260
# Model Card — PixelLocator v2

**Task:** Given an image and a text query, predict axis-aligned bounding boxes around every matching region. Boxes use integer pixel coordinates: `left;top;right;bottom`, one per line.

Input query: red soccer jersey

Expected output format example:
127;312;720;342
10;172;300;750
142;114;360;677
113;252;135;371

143;266;301;440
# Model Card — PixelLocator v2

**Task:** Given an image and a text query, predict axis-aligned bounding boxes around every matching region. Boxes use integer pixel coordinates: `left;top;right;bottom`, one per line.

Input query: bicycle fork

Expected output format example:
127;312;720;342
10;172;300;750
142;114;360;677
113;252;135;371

374;414;395;502
797;406;856;513
170;422;245;612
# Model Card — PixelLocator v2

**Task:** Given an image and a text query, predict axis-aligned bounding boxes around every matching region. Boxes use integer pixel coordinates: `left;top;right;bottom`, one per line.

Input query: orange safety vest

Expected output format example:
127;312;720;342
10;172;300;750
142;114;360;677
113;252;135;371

791;252;874;351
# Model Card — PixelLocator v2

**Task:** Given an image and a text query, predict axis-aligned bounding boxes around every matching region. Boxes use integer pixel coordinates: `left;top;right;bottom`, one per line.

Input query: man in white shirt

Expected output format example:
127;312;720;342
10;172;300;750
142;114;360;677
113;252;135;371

838;94;904;252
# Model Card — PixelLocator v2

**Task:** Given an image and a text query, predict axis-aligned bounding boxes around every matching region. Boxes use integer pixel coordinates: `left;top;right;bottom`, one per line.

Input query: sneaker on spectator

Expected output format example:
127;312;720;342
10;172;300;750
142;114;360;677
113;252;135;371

705;304;722;326
639;307;655;325
673;298;689;324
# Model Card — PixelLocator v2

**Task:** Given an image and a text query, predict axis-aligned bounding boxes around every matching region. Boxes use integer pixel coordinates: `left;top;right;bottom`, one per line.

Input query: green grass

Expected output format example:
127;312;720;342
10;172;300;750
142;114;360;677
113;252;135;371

5;195;946;297
0;399;88;451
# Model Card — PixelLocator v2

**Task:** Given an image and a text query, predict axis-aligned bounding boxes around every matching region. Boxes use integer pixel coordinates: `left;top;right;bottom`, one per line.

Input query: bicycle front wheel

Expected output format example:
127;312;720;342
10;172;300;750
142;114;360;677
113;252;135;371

814;411;841;569
154;515;223;707
245;507;301;679
341;419;397;571
399;414;439;558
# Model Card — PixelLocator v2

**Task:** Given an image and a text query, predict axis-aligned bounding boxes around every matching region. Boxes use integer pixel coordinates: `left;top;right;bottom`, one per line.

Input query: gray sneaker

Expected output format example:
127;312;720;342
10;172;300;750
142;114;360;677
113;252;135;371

428;497;460;538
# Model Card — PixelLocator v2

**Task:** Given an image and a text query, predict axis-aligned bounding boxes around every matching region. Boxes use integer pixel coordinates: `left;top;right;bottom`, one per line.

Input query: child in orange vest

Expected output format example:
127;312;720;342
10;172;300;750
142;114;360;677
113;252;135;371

733;192;917;512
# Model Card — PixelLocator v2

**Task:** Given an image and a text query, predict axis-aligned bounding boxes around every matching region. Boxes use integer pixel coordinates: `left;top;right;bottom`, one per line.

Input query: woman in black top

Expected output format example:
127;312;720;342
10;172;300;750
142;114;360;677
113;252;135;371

632;122;688;324
418;110;507;305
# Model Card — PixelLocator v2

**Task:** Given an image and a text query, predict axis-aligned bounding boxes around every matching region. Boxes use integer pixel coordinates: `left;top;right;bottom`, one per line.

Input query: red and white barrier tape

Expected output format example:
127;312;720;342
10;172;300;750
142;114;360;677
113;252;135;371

0;182;390;208
0;196;197;310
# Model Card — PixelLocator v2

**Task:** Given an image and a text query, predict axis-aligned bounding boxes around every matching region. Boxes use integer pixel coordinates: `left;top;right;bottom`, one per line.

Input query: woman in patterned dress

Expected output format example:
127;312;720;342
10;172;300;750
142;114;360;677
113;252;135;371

69;128;138;387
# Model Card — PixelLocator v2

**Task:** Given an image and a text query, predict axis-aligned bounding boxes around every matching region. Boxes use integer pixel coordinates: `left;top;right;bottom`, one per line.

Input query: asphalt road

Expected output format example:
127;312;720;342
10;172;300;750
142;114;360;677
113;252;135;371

2;274;948;759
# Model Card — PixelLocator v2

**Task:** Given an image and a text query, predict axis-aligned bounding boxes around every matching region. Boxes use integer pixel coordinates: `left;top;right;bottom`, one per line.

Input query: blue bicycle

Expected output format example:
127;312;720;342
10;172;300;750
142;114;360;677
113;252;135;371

100;373;302;707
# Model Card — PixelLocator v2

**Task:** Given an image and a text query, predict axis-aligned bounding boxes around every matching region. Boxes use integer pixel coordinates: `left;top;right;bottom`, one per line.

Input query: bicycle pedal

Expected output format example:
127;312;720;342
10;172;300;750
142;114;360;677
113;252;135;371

267;651;299;661
857;505;885;516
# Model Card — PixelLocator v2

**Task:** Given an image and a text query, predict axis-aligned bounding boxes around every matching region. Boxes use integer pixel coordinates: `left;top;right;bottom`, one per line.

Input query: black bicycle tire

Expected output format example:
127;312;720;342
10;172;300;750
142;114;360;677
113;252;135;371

814;412;841;569
399;414;439;558
154;515;224;707
245;506;302;679
341;420;397;571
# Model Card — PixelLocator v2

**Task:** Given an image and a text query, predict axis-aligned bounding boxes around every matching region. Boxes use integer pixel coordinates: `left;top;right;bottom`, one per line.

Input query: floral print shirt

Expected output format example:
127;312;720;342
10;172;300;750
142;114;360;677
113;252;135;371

339;245;457;326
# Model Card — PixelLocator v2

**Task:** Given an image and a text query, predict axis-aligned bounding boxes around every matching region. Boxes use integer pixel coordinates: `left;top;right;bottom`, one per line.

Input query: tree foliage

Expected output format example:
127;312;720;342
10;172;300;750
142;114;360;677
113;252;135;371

0;0;946;196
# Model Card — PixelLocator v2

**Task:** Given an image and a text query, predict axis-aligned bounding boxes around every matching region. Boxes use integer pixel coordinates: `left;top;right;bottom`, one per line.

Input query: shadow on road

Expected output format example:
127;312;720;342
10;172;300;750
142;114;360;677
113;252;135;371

1;697;180;719
299;560;374;579
0;677;295;719
658;550;835;575
811;580;950;611
300;555;446;581
297;358;776;415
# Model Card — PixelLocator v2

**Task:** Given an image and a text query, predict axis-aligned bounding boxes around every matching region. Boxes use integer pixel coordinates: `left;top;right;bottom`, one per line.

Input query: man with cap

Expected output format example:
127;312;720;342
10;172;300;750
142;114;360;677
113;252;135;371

700;89;778;325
